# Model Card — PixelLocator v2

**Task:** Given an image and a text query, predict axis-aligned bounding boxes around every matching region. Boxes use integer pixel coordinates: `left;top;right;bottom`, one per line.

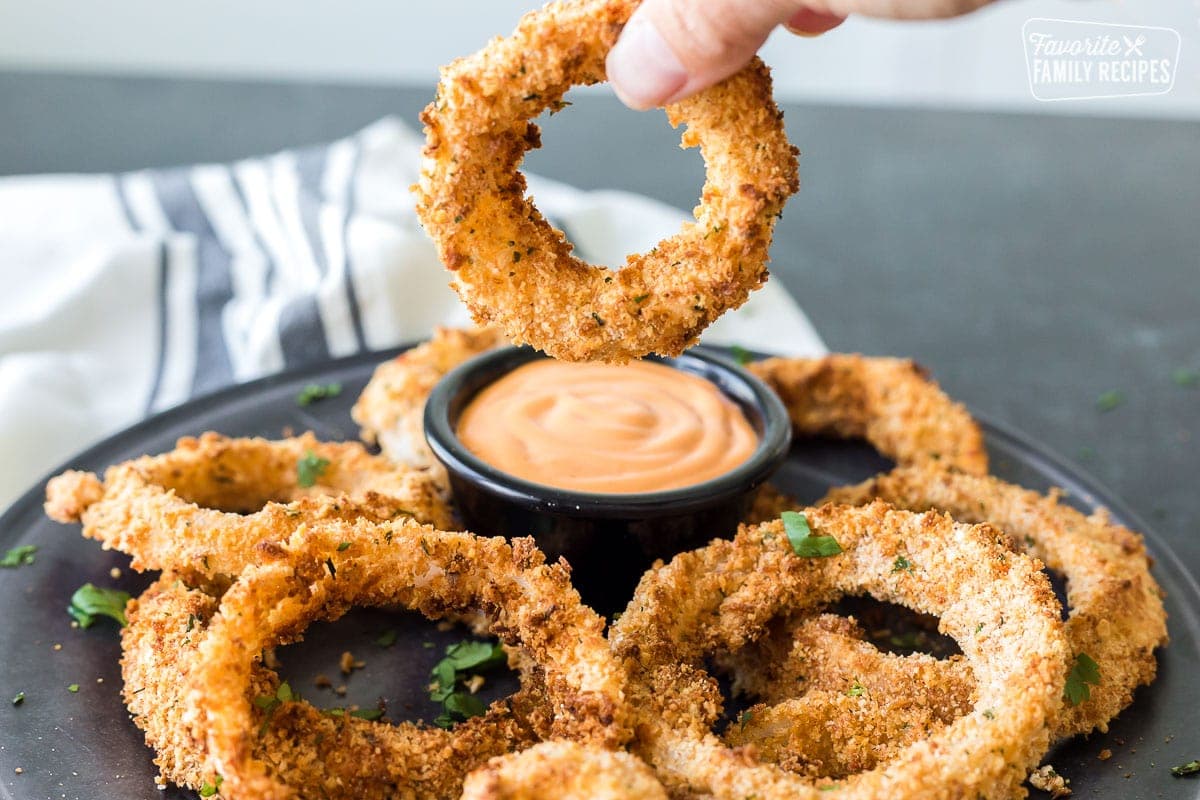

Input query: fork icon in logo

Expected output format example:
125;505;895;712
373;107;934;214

1123;34;1147;56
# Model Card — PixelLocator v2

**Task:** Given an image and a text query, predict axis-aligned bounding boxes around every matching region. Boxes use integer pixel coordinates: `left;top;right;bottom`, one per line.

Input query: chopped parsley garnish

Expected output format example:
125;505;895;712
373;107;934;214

892;555;913;572
982;708;996;719
67;684;79;693
1063;652;1101;706
1171;760;1200;777
199;775;224;797
68;584;132;628
1095;390;1124;412
12;691;24;706
428;639;507;728
297;450;331;488
782;511;842;558
375;629;398;648
633;293;650;304
254;682;296;735
295;382;342;407
337;541;352;552
1;545;36;568
738;709;753;731
846;681;865;697
729;345;753;366
324;706;385;721
1172;368;1199;388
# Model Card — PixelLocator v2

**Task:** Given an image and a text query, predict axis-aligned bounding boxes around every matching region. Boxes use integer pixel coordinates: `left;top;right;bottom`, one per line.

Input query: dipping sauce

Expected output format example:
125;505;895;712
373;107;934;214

456;360;758;494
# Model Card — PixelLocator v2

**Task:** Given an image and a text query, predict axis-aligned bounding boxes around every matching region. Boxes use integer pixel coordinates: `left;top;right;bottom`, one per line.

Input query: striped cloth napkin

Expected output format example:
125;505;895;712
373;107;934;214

0;117;825;512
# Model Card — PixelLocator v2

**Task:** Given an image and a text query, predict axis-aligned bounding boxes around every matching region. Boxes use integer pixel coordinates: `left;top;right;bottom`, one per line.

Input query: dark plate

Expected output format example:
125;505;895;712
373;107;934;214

1;347;1197;800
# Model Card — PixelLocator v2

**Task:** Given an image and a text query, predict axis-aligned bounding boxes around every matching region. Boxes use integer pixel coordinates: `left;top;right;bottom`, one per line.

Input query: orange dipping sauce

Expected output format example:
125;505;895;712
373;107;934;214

456;360;758;494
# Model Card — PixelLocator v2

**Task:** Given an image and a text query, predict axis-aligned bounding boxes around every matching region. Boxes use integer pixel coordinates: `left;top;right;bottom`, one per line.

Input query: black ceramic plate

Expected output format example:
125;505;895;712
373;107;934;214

1;347;1197;800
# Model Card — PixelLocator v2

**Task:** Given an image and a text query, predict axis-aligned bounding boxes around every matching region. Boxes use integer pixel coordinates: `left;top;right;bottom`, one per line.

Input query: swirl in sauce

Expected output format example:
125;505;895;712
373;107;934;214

456;360;757;494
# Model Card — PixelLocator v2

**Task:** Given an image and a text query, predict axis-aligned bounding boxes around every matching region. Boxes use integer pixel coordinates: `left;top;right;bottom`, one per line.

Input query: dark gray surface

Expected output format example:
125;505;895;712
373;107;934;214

4;69;1195;577
1;349;1197;799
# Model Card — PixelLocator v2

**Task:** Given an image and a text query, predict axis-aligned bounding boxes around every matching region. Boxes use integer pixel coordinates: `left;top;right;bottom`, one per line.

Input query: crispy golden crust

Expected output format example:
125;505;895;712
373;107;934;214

44;432;454;583
123;575;554;799
611;502;1070;800
185;524;632;799
823;465;1168;737
719;614;976;779
461;741;668;800
747;355;989;476
414;0;799;362
352;325;506;473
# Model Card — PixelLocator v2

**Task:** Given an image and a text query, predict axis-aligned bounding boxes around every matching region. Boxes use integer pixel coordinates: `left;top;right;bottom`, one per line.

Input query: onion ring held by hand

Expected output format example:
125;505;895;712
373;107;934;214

610;502;1069;799
185;524;631;799
823;464;1167;737
415;0;799;362
44;432;454;583
461;741;668;800
747;354;988;475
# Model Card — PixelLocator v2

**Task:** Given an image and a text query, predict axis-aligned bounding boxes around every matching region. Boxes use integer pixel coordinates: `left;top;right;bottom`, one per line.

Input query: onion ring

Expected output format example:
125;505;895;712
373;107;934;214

353;325;506;474
460;741;668;800
414;0;799;362
44;432;454;582
123;573;553;799
823;464;1167;737
610;502;1069;799
747;354;989;475
185;523;631;799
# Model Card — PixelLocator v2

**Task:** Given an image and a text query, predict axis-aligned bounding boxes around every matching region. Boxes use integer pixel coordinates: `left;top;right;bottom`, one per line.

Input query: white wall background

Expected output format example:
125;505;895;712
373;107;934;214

0;0;1195;118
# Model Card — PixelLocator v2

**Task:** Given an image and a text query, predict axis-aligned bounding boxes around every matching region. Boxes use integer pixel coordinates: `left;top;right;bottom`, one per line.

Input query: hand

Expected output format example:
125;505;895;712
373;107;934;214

606;0;994;110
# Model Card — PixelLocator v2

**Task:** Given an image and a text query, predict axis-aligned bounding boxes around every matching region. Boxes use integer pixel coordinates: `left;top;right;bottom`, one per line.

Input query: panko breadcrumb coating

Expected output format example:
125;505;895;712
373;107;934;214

415;0;798;362
461;741;668;800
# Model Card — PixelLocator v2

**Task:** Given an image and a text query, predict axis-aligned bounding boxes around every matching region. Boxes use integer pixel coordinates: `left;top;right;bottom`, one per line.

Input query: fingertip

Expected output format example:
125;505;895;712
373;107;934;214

606;13;689;110
783;9;846;36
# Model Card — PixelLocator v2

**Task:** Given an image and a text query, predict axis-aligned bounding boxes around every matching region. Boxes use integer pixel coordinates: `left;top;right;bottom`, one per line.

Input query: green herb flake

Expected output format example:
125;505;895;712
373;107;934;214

782;511;842;558
297;450;331;488
633;294;650;304
846;681;865;697
67;684;79;693
892;555;913;572
186;614;196;632
1095;390;1124;412
337;541;352;552
729;345;753;366
68;584;132;628
12;691;24;706
199;775;224;797
1063;652;1101;706
350;707;385;721
427;639;507;726
738;709;753;731
295;382;343;407
1172;368;1199;388
982;708;996;720
1;545;37;568
1171;760;1200;777
375;629;399;648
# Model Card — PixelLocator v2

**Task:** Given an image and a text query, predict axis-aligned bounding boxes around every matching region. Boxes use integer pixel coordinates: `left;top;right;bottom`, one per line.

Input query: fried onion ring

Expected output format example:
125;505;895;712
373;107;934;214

414;0;799;362
460;741;668;800
747;354;988;475
353;325;506;473
123;574;552;799
611;502;1069;799
184;523;631;799
823;464;1167;737
44;432;454;583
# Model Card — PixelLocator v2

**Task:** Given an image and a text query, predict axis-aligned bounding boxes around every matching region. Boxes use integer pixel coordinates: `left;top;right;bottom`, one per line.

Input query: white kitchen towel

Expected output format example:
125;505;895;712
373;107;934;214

0;116;825;512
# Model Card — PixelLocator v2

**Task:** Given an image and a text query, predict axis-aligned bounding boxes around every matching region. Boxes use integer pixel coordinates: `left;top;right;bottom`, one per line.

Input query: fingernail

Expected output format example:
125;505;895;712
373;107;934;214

784;24;825;37
606;15;688;110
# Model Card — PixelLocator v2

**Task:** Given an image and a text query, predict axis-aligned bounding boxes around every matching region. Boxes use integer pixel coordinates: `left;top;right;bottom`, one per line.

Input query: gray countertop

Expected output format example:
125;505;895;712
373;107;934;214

3;70;1198;573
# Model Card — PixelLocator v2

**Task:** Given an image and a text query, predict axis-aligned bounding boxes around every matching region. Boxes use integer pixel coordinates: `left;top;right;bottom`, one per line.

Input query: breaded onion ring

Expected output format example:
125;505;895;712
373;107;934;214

44;432;453;582
719;615;976;778
461;741;668;800
747;354;988;475
353;325;506;473
414;0;799;362
123;575;552;799
185;523;631;799
823;464;1168;737
610;502;1070;800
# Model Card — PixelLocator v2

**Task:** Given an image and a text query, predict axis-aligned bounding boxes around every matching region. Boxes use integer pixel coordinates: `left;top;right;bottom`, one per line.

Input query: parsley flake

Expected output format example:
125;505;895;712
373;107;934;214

68;584;131;628
428;639;507;727
738;709;753;731
782;511;842;558
1063;652;1101;706
892;555;913;572
633;293;650;304
1;545;36;568
1095;390;1124;412
337;541;351;552
1171;760;1200;777
295;382;342;407
12;691;24;706
297;450;331;488
1172;368;1199;388
729;345;753;366
375;629;398;648
67;684;79;693
199;775;223;797
846;681;865;697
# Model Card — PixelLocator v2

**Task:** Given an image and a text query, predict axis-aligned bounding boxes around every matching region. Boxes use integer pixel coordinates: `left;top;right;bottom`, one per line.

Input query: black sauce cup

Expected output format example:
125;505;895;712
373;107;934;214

424;346;792;614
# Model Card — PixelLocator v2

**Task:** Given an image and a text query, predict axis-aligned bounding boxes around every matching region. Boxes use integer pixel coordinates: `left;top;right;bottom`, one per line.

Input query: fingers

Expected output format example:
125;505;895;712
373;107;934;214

784;8;847;36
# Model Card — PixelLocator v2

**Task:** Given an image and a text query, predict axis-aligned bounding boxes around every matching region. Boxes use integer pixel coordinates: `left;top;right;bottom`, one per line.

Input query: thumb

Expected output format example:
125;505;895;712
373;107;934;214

607;0;822;110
